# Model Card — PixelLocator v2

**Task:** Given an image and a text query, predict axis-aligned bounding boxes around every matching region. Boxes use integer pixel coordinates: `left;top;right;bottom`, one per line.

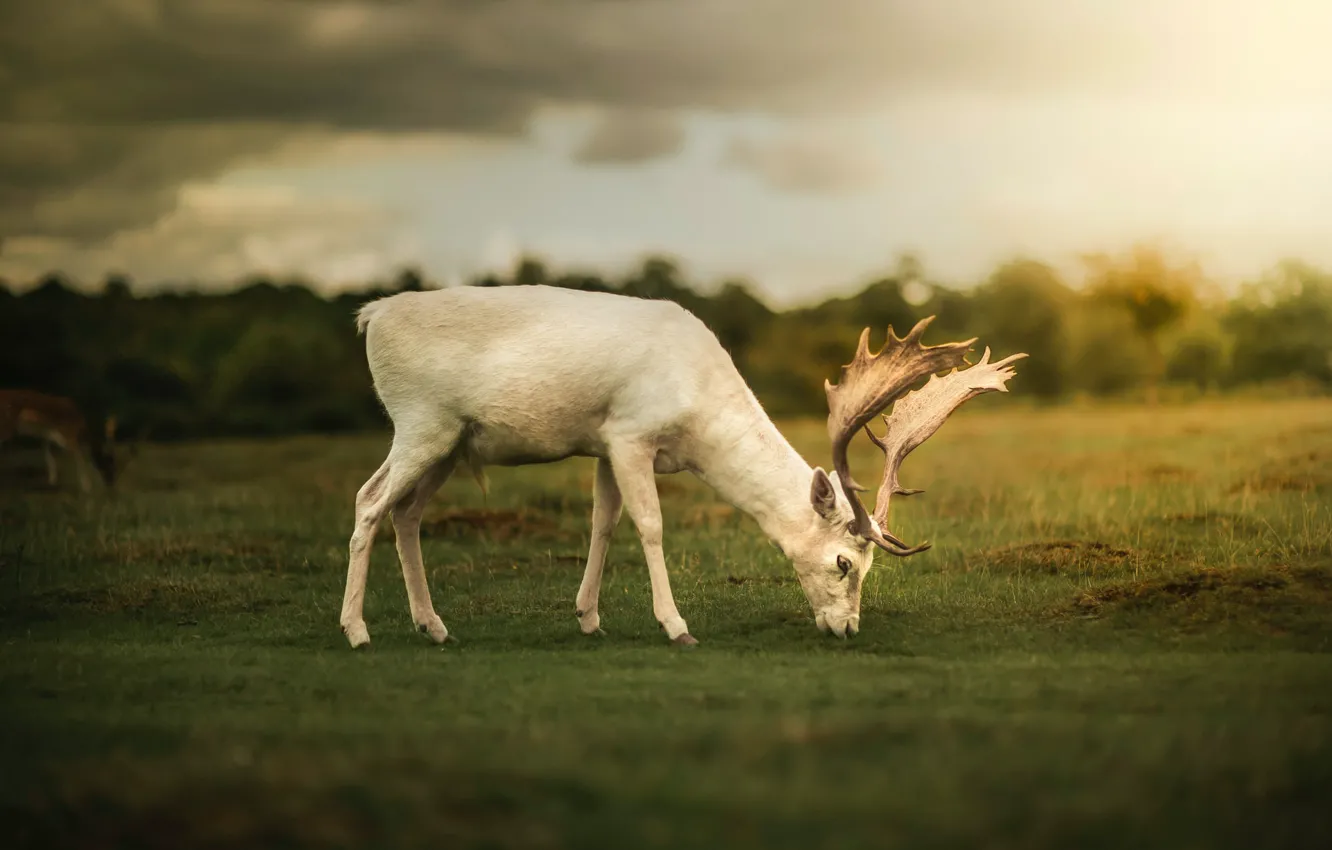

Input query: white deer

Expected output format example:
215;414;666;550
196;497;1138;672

340;285;1025;648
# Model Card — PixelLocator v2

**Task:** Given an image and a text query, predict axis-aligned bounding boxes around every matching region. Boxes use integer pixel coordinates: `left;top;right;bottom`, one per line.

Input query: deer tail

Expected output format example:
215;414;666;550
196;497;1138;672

355;299;388;335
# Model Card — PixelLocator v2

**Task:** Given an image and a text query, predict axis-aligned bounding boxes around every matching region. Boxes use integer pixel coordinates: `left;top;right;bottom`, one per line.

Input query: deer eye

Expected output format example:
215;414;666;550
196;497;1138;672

836;555;852;579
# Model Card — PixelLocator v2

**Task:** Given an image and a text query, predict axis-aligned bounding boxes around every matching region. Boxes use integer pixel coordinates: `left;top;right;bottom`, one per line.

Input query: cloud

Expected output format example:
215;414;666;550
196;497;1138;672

477;229;522;277
3;1;1329;247
573;110;686;165
8;3;1330;130
723;134;885;194
0;123;290;243
0;180;413;291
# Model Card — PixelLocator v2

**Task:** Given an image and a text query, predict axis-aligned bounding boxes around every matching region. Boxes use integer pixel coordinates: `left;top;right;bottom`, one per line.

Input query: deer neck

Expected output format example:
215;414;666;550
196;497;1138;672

689;400;816;550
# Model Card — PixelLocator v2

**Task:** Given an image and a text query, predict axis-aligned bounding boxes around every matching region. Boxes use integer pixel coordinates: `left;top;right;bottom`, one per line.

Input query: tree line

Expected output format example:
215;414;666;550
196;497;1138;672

1;246;1328;440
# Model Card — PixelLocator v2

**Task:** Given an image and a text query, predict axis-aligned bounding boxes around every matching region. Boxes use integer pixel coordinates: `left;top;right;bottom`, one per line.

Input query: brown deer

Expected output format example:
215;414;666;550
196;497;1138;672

0;390;124;492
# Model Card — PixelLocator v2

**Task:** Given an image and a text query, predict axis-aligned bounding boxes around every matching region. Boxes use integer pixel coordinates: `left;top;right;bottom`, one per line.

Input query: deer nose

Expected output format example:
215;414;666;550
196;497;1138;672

846;618;859;637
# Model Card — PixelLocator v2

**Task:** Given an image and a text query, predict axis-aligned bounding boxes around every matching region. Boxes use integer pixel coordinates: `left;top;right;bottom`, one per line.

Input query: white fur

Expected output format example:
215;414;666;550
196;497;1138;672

340;285;876;647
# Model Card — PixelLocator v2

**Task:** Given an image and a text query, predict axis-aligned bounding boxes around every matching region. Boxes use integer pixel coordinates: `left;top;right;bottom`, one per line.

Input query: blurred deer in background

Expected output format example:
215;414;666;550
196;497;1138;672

0;390;126;492
341;285;1025;649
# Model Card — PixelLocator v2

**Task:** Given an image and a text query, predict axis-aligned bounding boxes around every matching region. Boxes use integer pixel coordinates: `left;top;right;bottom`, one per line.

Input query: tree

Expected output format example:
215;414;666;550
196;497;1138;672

514;257;549;288
700;280;773;372
623;256;690;302
1083;246;1199;404
391;267;426;292
101;272;133;300
1225;261;1332;389
970;259;1074;399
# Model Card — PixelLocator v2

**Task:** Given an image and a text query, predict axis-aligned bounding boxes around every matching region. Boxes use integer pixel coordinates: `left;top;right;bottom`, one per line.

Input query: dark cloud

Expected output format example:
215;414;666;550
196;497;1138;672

0;0;548;243
573;110;686;164
0;123;288;241
3;1;1324;244
4;2;1320;130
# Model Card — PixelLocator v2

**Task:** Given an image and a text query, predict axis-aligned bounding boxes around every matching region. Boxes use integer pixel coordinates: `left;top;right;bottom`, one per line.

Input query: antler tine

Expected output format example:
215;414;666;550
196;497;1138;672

867;347;1028;538
863;413;927;500
825;316;976;555
863;415;889;451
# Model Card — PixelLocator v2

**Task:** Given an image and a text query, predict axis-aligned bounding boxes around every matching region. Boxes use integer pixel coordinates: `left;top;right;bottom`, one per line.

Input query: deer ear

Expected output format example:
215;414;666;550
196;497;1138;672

810;467;840;520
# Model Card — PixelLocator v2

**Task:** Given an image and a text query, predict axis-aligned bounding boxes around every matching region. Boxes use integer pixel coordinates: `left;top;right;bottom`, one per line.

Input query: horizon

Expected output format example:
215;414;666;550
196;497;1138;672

3;1;1330;308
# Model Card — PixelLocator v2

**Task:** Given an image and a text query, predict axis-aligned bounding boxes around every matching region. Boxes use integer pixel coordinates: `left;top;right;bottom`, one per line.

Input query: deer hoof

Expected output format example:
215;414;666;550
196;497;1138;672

342;621;371;649
578;610;601;634
672;633;699;648
415;615;448;644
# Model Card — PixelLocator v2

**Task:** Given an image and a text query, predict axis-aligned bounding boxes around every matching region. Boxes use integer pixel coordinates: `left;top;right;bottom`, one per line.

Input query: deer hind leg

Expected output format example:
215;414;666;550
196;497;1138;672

607;441;694;645
575;457;623;635
340;422;463;648
391;452;460;644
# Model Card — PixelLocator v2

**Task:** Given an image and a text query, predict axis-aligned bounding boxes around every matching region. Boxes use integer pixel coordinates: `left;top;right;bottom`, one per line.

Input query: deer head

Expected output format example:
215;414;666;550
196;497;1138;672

88;415;138;489
790;318;1025;637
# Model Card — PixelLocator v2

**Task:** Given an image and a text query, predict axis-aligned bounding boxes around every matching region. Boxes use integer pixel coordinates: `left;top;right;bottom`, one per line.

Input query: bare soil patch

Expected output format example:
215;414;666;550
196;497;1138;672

1070;564;1332;619
984;540;1134;575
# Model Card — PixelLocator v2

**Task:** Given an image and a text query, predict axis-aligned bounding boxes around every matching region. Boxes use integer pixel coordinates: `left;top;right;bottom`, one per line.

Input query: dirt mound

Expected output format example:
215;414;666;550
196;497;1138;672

1071;564;1332;618
985;540;1133;575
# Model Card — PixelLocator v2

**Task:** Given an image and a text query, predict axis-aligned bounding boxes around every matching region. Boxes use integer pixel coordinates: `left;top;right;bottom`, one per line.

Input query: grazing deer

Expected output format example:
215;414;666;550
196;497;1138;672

0;389;123;492
341;285;1025;648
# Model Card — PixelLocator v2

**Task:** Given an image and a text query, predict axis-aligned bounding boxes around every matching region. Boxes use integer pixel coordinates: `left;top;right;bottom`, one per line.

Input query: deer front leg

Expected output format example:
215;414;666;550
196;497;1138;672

607;442;695;646
575;457;622;635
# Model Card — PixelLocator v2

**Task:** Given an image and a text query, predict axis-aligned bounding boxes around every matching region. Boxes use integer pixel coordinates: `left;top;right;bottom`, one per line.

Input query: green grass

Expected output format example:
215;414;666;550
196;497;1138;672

2;397;1331;849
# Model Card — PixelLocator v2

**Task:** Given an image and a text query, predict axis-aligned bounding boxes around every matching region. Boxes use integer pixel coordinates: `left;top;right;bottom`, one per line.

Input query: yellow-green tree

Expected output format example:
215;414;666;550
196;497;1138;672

1083;246;1200;404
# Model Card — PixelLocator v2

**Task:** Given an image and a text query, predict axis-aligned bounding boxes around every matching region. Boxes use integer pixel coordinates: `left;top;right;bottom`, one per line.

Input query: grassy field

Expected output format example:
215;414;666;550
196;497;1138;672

2;397;1331;849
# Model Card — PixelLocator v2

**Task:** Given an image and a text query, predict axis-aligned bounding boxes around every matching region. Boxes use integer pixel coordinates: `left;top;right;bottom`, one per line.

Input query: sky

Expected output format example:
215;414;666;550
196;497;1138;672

2;0;1330;307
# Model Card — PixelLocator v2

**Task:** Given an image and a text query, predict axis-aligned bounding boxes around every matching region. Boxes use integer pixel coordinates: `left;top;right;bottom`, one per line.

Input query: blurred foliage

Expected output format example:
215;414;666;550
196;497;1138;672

1082;248;1202;403
1;247;1329;438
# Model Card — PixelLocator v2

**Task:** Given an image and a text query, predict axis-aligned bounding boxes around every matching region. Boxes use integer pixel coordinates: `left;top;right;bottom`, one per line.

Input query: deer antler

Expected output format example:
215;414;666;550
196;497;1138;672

865;347;1027;540
825;316;975;555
